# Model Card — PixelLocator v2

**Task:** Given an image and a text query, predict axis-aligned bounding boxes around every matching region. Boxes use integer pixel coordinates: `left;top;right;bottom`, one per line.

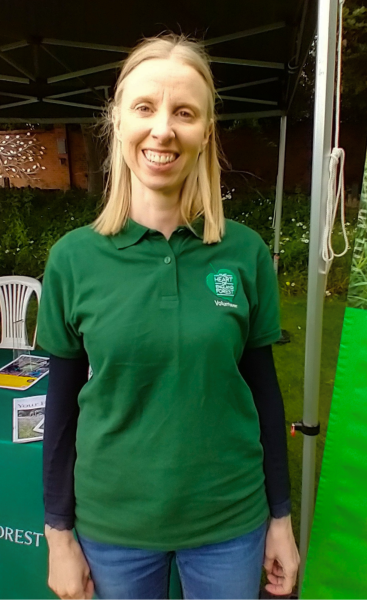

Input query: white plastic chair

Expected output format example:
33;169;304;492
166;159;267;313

0;276;42;350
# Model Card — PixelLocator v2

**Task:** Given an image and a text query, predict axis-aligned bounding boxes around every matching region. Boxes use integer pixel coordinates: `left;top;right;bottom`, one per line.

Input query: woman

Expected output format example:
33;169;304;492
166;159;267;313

37;34;300;600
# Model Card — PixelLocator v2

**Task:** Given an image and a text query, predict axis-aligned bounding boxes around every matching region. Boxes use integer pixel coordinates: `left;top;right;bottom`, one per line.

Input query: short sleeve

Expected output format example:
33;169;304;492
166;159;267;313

246;242;281;348
37;243;84;358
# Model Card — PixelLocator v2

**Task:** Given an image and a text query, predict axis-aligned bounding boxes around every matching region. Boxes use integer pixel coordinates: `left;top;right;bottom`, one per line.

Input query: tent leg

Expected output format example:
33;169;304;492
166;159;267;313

299;0;338;586
273;114;287;273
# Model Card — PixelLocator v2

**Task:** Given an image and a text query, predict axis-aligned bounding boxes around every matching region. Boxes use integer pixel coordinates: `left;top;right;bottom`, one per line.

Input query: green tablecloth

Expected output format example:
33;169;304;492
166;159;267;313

0;350;182;600
0;349;54;600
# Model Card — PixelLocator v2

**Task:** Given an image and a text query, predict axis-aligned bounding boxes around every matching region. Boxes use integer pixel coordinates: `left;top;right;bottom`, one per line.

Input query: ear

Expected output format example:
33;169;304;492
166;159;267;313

112;106;123;141
201;119;213;153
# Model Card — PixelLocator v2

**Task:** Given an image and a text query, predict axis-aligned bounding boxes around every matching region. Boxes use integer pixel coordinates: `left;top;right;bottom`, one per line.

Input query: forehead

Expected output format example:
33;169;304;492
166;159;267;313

122;57;209;108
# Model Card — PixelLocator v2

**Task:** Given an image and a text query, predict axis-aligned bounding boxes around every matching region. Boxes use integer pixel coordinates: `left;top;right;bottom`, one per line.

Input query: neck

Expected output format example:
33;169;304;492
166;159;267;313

130;176;183;239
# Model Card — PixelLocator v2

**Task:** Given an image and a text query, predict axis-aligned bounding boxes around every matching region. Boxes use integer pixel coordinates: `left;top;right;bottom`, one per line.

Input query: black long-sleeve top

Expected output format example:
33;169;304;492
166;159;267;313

43;345;291;530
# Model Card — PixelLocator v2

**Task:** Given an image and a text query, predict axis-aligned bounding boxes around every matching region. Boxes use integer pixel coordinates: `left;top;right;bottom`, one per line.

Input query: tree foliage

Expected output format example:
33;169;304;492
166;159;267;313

291;0;367;122
342;1;367;119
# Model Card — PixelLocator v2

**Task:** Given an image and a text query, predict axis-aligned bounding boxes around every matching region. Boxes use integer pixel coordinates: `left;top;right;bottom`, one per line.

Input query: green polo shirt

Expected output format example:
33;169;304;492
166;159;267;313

37;217;281;549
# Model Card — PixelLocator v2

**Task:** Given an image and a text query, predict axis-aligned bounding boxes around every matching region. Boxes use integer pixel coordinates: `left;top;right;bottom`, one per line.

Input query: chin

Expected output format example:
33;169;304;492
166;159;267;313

140;174;182;194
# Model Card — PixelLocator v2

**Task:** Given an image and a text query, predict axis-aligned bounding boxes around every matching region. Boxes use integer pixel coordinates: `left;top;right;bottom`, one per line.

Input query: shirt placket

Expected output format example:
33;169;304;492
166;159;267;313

148;232;179;310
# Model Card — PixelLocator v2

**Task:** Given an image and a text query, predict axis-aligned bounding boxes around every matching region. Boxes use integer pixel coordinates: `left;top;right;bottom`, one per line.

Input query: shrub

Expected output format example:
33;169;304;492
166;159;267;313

223;191;357;297
0;188;100;278
0;187;358;296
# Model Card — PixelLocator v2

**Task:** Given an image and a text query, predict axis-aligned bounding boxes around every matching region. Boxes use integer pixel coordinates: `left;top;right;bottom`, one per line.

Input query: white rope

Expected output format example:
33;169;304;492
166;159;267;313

321;0;349;274
322;147;348;268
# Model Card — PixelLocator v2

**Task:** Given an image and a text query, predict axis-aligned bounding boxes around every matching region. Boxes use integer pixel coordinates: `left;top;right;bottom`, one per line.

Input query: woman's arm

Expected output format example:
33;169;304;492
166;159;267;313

238;344;290;516
44;353;89;528
44;353;93;599
238;345;299;595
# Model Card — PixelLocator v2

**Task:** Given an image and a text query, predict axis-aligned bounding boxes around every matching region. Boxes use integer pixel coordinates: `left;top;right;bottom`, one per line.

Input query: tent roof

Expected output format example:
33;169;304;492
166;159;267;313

0;0;317;123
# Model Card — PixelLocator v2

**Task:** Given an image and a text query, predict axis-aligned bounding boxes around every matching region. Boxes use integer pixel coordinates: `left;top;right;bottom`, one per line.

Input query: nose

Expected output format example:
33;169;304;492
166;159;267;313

150;110;175;143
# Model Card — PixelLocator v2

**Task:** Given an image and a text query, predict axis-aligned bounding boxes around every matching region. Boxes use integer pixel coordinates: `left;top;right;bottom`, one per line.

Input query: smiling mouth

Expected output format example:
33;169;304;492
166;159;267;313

143;150;179;165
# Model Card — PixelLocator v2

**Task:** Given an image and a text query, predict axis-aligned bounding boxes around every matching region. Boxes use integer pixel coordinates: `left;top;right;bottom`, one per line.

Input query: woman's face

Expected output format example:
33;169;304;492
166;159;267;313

115;57;211;197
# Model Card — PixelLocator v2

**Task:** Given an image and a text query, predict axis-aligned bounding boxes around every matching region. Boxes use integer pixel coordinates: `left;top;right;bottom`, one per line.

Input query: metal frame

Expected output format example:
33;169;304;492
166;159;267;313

209;55;284;69
43;98;101;111
42;38;130;53
0;40;29;52
273;115;287;273
0;19;287;117
217;78;279;92
47;61;122;84
0;52;36;81
299;0;338;583
218;95;277;106
47;86;109;99
0;99;38;110
217;109;282;120
203;21;286;47
0;74;28;84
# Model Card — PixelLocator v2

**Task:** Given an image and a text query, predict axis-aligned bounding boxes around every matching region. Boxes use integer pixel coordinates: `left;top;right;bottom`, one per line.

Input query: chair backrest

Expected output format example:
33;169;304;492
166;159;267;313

0;276;42;350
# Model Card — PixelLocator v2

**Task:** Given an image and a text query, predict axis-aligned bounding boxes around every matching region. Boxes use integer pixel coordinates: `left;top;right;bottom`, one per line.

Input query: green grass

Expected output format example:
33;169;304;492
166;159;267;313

274;294;346;544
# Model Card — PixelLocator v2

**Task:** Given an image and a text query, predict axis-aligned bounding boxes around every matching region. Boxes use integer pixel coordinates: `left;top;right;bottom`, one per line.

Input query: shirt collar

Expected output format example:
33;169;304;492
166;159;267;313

110;216;204;250
110;218;149;250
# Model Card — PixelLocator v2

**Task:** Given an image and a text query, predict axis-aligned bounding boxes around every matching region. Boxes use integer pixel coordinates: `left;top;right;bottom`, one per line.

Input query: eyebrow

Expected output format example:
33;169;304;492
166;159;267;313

130;96;203;115
130;96;154;106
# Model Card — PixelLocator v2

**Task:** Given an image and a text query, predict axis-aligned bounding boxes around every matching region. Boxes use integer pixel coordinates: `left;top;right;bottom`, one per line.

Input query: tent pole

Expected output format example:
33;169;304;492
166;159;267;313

299;0;338;585
273;114;287;273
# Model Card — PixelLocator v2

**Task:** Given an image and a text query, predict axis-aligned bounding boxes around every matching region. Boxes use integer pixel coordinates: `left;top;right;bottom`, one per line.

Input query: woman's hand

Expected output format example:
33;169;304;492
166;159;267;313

45;526;94;600
263;515;300;596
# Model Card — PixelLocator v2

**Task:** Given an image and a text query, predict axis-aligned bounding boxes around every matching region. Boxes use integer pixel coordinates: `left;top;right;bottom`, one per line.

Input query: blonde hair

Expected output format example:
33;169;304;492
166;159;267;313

94;33;225;244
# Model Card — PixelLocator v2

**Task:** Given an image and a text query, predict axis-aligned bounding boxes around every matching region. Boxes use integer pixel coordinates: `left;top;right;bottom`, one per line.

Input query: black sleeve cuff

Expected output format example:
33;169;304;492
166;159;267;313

269;498;292;518
44;511;75;531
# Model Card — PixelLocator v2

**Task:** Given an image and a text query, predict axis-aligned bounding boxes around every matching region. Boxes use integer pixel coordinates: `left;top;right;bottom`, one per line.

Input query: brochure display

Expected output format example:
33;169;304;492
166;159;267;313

301;153;367;598
0;355;49;391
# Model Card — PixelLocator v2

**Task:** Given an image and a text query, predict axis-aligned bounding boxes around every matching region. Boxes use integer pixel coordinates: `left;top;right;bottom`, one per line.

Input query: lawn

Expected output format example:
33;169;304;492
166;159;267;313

274;293;346;544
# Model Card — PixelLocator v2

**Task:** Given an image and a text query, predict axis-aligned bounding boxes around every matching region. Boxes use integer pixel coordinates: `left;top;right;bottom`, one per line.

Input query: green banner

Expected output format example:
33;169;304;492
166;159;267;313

301;152;367;598
0;350;54;600
301;307;367;598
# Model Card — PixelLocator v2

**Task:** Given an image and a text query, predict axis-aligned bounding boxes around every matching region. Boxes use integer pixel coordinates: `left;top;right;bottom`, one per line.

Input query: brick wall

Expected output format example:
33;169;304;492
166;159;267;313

1;122;366;196
0;126;88;190
67;125;88;189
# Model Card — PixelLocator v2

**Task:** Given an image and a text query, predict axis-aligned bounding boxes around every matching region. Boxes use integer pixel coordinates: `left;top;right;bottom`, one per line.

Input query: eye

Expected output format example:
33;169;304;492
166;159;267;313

177;110;194;119
135;105;151;114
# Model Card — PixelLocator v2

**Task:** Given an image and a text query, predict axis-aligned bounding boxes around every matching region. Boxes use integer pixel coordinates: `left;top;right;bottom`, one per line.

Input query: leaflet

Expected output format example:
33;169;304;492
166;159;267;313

12;395;46;443
0;355;49;390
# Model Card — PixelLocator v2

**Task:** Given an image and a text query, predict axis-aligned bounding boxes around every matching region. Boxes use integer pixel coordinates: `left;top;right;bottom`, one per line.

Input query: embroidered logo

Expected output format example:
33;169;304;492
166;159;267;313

206;265;238;301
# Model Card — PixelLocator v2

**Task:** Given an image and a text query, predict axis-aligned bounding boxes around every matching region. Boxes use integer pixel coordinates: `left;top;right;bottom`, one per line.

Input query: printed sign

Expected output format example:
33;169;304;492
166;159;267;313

13;395;46;443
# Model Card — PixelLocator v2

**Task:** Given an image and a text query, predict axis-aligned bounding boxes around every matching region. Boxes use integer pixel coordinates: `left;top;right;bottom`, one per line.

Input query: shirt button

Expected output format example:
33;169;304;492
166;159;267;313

164;256;172;264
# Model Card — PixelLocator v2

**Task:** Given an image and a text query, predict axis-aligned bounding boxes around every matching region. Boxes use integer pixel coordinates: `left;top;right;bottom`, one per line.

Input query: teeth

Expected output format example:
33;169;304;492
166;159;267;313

144;150;177;164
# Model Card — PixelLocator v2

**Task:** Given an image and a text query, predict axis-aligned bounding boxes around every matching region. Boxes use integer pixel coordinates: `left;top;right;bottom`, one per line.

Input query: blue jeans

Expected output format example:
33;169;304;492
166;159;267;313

78;521;267;599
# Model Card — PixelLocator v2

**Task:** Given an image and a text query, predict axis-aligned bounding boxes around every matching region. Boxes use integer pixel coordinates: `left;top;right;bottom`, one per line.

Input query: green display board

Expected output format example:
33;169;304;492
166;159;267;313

301;154;367;598
0;350;53;600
